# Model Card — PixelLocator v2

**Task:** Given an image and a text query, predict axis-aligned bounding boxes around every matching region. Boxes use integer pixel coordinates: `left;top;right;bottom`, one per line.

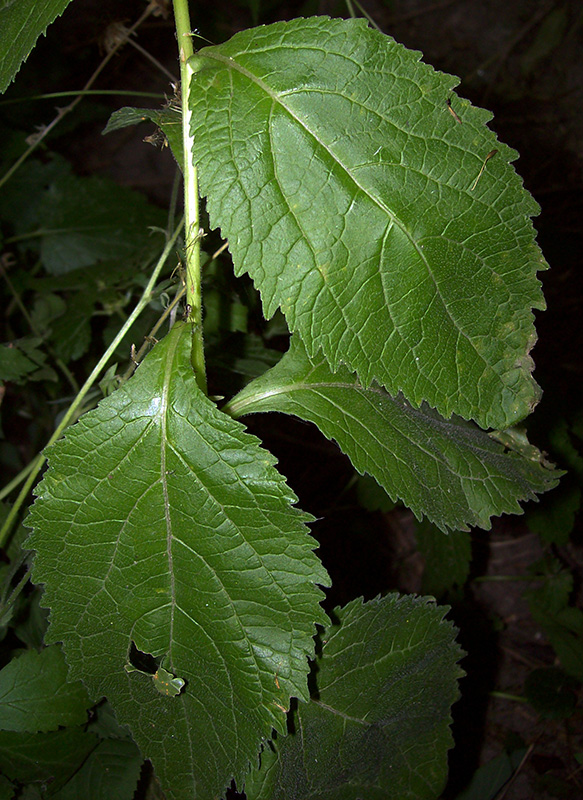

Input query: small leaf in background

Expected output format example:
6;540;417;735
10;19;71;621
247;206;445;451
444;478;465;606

48;291;94;362
0;645;91;733
189;17;546;430
246;593;464;800
12;586;49;650
453;746;528;800
0;336;57;385
0;155;166;275
103;106;183;171
226;337;560;532
51;737;143;800
0;153;69;236
0;342;38;384
0;727;98;794
520;8;568;76
0;0;76;93
36;171;166;275
526;558;583;682
415;520;472;597
0;774;14;800
525;417;583;545
27;321;329;800
524;667;578;720
355;473;396;514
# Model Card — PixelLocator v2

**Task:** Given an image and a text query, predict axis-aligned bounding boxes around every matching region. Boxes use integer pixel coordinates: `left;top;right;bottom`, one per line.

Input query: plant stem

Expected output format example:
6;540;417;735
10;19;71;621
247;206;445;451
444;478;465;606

0;220;183;550
0;458;38;503
490;690;527;704
173;0;207;394
0;90;164;107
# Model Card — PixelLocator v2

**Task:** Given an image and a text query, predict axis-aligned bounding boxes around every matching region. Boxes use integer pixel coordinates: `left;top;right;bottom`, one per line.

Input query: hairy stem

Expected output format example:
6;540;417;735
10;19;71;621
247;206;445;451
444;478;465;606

173;0;207;394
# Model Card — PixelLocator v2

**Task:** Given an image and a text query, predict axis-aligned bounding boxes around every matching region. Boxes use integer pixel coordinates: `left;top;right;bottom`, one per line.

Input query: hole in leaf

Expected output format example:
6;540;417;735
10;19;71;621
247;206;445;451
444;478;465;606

127;641;158;674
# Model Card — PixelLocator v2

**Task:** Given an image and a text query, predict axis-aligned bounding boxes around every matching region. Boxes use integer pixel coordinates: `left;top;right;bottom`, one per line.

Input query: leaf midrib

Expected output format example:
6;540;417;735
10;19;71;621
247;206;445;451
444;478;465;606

200;48;496;387
161;328;179;667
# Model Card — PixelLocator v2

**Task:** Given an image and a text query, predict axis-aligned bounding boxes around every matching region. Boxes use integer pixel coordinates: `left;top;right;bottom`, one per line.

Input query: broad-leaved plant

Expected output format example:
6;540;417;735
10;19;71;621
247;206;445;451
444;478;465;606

0;1;561;798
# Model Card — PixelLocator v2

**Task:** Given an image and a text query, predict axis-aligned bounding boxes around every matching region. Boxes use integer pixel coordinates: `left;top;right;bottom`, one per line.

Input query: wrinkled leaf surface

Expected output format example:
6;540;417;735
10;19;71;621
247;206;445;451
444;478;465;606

27;322;329;800
246;593;463;800
189;17;546;429
227;337;560;531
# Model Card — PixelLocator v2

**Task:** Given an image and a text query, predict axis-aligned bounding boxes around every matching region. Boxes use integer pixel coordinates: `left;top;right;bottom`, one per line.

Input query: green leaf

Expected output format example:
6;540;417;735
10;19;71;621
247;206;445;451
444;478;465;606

52;737;143;800
36;171;166;275
27;321;329;800
526;559;583;682
0;0;75;93
0;342;38;383
226;337;560;532
246;593;464;800
524;667;578;720
0;727;98;793
355;474;396;514
0;645;91;733
0;774;14;800
103;106;184;171
48;291;94;362
528;600;583;682
453;747;527;800
12;586;50;649
415;522;472;596
0;156;166;275
189;16;546;430
525;418;583;545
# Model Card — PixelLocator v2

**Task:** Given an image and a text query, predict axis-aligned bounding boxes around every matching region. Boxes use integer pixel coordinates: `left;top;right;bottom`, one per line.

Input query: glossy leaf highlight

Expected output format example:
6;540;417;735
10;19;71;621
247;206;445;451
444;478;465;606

27;322;329;800
189;16;546;429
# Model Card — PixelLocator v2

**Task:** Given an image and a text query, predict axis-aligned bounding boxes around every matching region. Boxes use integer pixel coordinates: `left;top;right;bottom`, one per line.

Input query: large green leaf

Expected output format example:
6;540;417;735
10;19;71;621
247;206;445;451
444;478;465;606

0;645;91;733
189;16;546;430
246;594;464;800
225;337;560;532
27;322;329;800
0;0;75;93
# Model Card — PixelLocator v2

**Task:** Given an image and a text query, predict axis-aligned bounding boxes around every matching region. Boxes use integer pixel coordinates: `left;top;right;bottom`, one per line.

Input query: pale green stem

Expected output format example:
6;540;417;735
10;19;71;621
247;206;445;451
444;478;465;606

0;90;164;107
0;459;38;503
0;220;184;550
490;691;527;704
173;0;207;394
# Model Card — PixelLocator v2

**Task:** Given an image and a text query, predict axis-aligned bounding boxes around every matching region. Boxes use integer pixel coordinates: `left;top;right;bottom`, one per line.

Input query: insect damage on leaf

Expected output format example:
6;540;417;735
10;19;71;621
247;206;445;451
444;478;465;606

153;667;186;697
124;657;186;697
